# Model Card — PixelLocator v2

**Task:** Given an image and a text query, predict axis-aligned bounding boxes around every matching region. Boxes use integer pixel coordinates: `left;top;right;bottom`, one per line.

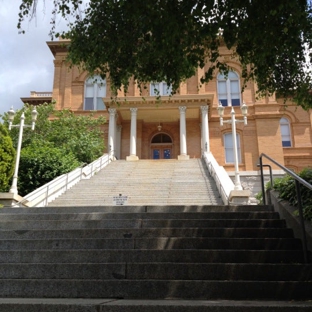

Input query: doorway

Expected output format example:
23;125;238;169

151;133;173;159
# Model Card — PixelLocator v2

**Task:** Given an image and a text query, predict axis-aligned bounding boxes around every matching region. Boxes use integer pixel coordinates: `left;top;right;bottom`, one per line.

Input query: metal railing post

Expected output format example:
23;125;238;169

65;173;69;191
259;156;266;205
45;185;49;206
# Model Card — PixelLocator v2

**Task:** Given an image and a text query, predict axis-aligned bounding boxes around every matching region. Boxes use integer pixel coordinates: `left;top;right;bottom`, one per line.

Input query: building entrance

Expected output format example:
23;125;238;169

151;133;173;159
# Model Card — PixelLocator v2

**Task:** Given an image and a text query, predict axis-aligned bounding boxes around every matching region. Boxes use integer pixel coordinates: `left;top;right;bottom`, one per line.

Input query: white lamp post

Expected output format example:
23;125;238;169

7;107;38;195
217;102;248;190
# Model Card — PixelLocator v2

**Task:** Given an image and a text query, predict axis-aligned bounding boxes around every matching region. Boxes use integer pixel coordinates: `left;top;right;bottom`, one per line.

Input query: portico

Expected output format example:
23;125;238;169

105;94;213;160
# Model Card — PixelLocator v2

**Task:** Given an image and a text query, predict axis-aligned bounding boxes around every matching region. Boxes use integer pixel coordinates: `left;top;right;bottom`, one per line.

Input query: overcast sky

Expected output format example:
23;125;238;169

0;1;70;119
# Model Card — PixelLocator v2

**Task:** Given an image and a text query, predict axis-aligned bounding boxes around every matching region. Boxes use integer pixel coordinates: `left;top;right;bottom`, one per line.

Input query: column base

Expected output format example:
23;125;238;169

178;155;190;160
126;155;139;161
229;190;251;205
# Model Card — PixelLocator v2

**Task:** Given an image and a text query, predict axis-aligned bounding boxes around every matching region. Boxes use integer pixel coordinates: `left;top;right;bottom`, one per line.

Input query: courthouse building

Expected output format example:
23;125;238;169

22;39;312;174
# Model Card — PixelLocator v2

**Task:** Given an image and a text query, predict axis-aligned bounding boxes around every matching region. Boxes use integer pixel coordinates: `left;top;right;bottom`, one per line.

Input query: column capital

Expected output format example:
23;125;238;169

108;108;116;115
179;106;187;113
130;107;138;114
200;105;209;113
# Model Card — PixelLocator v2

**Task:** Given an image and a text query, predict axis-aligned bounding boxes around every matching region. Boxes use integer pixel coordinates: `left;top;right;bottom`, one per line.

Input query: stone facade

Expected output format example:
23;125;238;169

25;40;312;173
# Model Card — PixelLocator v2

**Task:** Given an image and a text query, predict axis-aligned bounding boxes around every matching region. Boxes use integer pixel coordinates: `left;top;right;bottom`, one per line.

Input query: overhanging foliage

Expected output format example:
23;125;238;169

18;1;312;109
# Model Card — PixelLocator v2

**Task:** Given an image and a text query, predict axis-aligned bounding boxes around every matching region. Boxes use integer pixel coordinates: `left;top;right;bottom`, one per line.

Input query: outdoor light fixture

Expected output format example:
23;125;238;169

157;122;162;131
31;107;38;130
7;107;15;130
217;103;225;126
7;106;38;195
217;101;248;190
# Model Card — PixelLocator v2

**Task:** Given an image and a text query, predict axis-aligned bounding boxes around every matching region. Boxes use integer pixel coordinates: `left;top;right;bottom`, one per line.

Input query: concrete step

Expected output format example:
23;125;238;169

0;237;302;250
49;199;223;206
0;249;304;264
0;205;273;214
0;227;294;239
0;299;311;312
0;212;281;221
0;263;310;281
0;279;311;300
0;218;287;230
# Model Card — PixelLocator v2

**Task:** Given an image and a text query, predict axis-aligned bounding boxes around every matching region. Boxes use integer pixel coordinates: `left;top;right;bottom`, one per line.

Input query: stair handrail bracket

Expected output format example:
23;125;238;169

259;153;312;263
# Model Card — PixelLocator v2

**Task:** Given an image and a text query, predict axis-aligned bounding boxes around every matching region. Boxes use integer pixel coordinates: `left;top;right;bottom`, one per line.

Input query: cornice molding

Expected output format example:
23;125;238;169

105;94;213;109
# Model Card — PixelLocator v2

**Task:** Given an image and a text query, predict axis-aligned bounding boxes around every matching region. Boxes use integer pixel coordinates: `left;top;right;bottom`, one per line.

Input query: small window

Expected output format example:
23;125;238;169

217;71;241;107
224;133;241;163
84;75;106;110
280;117;291;147
150;82;172;96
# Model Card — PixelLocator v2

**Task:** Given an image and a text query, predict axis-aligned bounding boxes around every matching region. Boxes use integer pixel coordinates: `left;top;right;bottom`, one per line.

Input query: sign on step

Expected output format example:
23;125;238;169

113;194;128;206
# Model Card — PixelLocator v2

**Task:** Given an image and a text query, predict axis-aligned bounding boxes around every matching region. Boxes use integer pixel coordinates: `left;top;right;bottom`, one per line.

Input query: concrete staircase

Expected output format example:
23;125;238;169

0;205;311;311
0;159;311;311
49;159;223;206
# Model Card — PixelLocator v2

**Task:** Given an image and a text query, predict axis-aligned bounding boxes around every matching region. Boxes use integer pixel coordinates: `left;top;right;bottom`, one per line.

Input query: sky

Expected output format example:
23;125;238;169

0;1;69;119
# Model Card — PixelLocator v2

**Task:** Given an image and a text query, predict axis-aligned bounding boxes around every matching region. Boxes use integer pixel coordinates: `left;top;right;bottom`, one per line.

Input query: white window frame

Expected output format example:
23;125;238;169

217;71;241;107
280;117;292;147
84;75;106;110
150;81;172;96
224;132;242;164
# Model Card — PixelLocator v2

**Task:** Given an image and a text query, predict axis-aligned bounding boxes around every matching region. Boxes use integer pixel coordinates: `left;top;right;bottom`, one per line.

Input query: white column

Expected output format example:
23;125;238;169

178;106;189;160
108;108;116;158
115;125;122;160
200;105;210;154
126;108;139;161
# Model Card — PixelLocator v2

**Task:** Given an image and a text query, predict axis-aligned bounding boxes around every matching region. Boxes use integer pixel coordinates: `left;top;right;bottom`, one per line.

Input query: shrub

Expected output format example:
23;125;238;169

0;124;15;192
272;168;312;221
18;143;80;196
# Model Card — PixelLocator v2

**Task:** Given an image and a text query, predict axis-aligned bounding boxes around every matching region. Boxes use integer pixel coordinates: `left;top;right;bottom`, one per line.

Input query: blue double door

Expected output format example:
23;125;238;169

152;148;171;159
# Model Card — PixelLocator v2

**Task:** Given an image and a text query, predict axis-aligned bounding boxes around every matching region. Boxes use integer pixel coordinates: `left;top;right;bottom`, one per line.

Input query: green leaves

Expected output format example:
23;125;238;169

273;168;312;221
0;124;15;192
18;143;80;196
18;1;312;109
1;102;106;195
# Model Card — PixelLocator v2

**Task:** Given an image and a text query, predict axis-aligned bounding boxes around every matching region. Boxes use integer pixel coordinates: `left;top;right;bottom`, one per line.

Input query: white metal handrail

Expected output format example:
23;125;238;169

18;154;111;207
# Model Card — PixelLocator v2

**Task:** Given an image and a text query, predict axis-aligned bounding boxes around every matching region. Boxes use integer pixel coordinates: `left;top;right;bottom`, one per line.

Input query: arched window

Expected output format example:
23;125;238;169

150;81;172;96
151;133;172;143
280;117;291;147
217;71;241;107
224;133;241;163
84;75;106;110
